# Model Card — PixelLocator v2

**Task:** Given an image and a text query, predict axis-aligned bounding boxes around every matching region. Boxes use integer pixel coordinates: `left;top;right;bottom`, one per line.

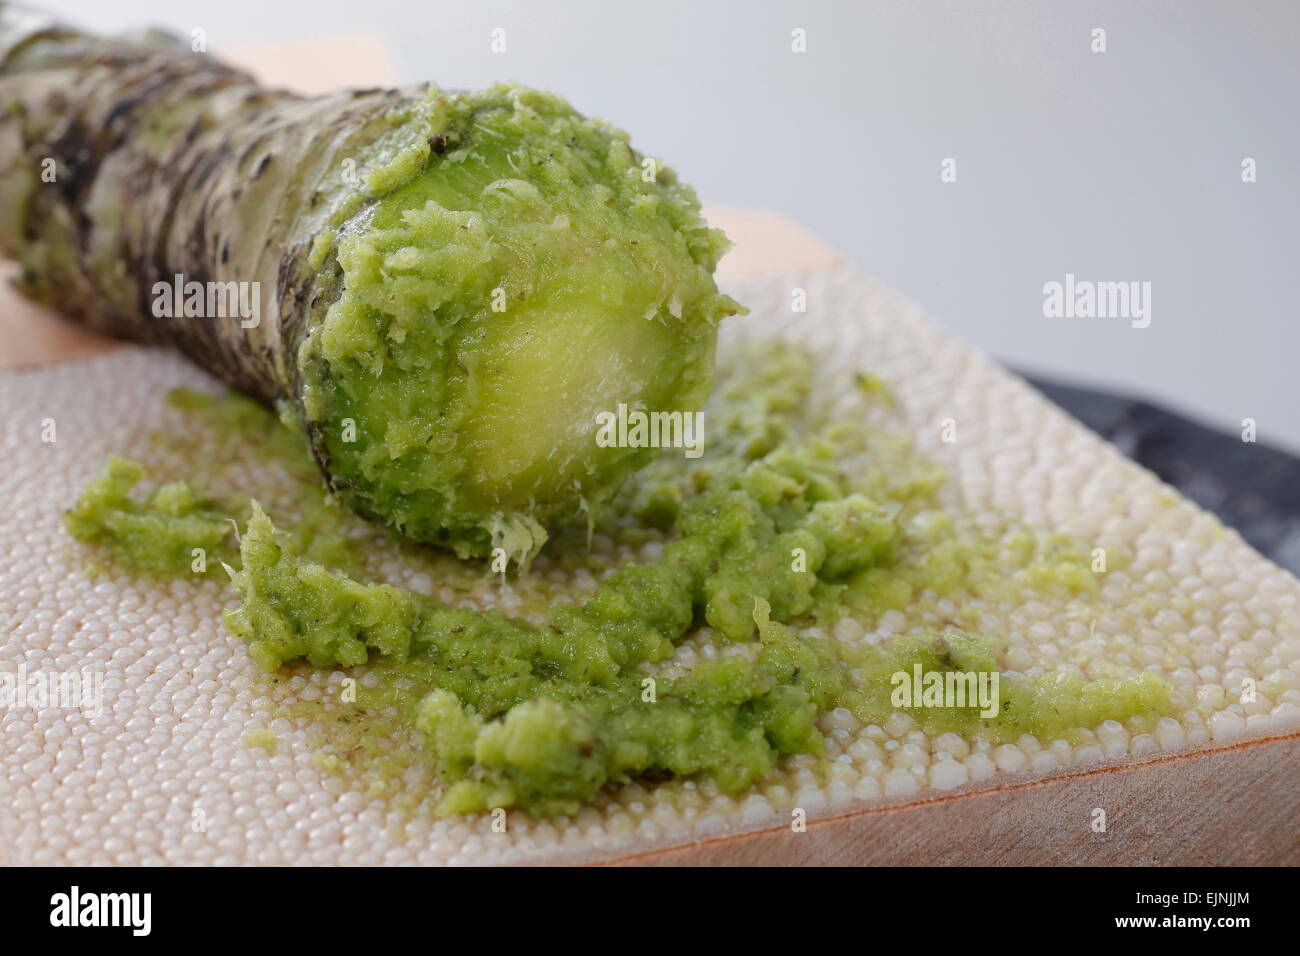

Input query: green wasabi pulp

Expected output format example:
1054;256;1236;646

65;341;1175;817
299;85;740;557
63;455;234;578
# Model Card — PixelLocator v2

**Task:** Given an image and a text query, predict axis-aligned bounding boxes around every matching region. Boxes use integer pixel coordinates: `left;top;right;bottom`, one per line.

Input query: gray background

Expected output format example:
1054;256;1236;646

51;0;1300;450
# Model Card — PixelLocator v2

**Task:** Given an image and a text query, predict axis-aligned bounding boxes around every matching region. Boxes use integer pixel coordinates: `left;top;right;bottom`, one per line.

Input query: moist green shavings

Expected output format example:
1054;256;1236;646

62;455;236;578
63;339;1177;817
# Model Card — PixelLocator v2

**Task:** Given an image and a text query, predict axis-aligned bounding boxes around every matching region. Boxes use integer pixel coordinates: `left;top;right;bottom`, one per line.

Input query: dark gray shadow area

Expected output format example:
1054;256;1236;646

1017;371;1300;578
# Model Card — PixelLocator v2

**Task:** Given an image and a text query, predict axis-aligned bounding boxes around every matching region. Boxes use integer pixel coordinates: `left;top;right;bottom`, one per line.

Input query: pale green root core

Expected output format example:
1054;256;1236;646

299;85;740;557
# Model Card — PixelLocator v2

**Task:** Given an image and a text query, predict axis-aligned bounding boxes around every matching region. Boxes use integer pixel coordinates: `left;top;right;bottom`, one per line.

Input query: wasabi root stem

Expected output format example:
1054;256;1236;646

3;7;741;553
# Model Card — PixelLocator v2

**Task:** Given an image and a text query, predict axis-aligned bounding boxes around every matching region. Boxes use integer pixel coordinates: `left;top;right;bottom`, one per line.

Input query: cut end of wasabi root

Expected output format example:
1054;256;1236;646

298;84;743;557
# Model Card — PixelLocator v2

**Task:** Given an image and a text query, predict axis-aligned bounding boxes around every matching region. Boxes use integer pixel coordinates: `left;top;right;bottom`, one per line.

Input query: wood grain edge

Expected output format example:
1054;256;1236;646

600;731;1300;866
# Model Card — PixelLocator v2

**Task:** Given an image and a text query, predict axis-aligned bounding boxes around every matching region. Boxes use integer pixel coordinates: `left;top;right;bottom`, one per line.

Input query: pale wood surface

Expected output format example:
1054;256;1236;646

4;36;1289;868
615;734;1300;866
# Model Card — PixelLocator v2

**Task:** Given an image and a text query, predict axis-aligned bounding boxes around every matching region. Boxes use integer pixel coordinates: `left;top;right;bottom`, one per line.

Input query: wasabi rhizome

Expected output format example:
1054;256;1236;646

0;6;739;556
8;7;1181;820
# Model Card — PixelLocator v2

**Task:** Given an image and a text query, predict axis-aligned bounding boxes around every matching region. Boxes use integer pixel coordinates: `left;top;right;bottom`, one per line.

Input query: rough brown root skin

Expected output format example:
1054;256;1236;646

0;7;418;403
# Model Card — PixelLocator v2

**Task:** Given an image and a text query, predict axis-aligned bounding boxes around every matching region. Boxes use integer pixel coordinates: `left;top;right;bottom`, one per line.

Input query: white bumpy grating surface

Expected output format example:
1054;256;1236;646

2;266;1299;865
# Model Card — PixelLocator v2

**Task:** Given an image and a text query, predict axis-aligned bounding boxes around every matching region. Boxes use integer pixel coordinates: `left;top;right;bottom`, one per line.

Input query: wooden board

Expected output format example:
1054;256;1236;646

4;36;1295;867
615;735;1300;866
